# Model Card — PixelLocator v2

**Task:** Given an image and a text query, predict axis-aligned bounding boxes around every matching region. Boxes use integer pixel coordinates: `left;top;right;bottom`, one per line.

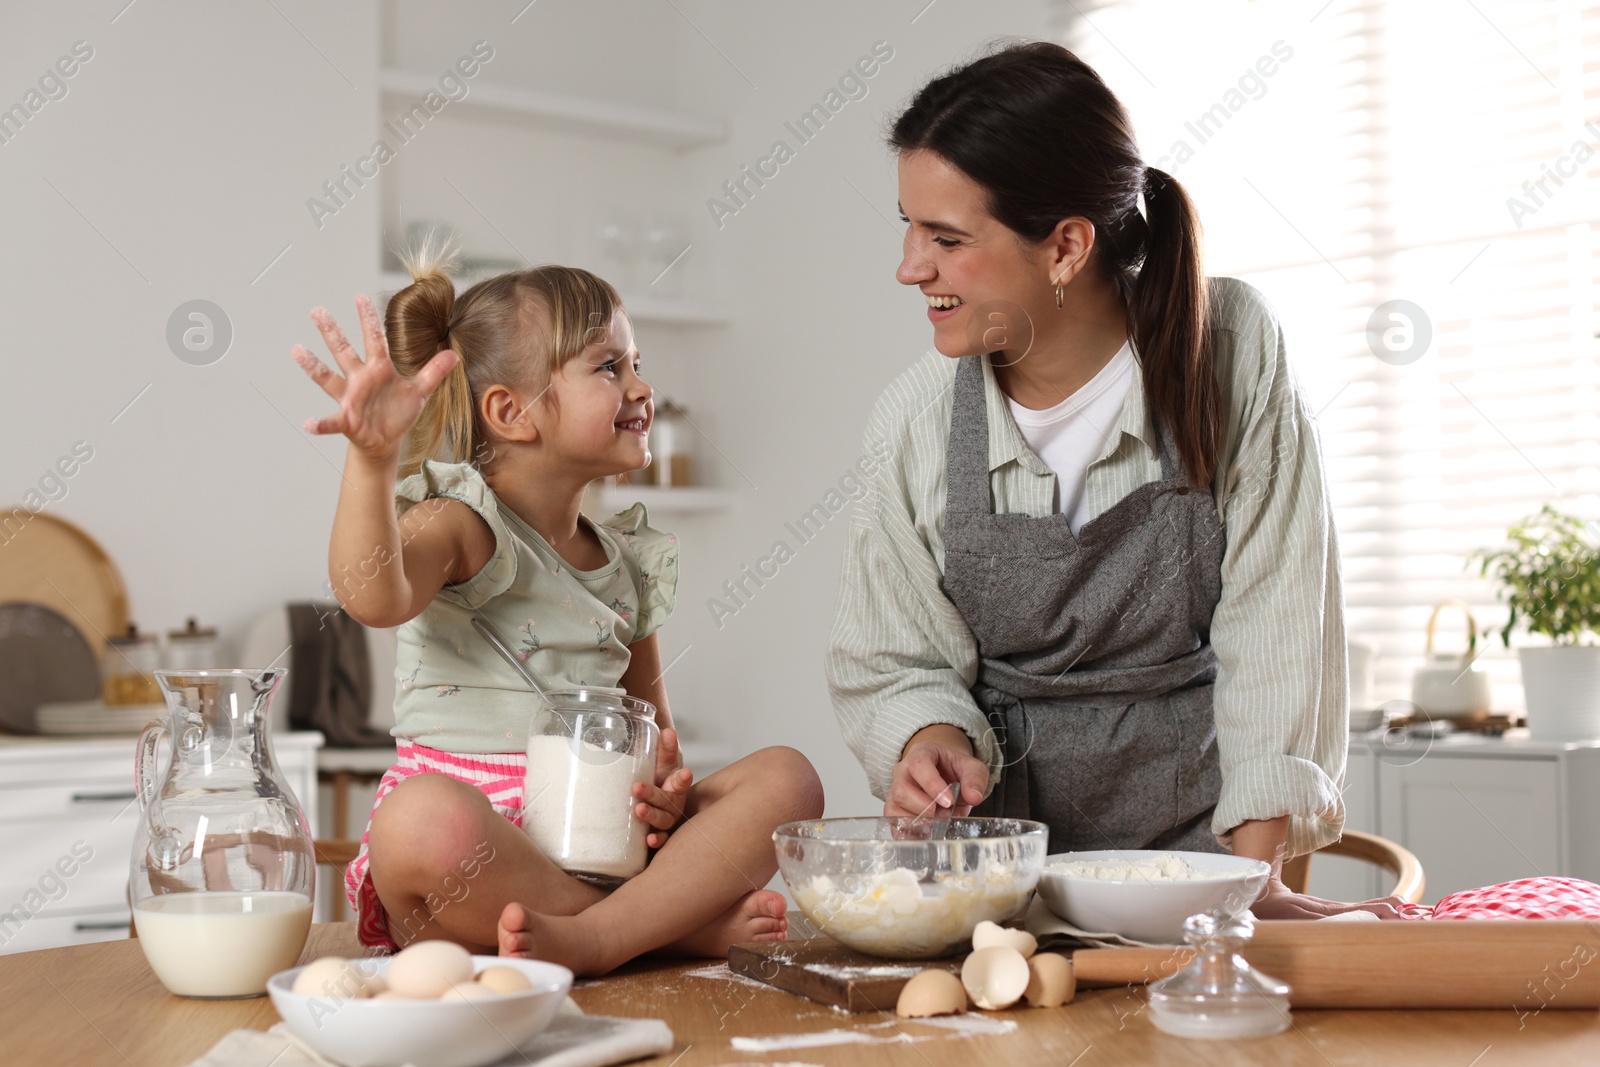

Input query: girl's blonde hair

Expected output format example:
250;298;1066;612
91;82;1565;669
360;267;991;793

385;236;623;478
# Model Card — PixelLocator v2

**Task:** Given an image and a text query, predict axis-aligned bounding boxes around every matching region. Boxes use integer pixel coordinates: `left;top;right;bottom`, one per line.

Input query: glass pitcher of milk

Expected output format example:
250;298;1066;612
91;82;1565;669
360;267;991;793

522;689;659;886
131;668;314;998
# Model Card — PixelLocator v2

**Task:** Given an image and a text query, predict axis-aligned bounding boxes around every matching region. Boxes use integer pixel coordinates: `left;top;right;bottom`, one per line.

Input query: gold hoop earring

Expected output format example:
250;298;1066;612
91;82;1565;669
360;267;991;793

1054;283;1065;310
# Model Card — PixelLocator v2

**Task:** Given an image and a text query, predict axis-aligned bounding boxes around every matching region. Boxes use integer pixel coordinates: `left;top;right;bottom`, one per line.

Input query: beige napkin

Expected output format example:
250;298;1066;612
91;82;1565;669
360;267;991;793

1023;895;1387;952
184;1008;674;1067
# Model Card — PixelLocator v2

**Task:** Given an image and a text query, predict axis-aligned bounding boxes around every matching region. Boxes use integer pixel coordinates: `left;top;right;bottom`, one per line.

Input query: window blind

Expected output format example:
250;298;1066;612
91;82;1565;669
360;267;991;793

1052;0;1599;712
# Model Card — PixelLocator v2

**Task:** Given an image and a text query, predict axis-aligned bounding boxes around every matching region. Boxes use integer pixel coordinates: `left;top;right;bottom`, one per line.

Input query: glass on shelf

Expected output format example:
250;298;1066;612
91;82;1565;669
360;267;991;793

641;212;690;299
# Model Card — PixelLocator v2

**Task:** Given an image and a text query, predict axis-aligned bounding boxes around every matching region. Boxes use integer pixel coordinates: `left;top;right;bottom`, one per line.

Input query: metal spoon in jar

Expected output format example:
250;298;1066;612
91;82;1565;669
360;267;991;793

471;616;552;708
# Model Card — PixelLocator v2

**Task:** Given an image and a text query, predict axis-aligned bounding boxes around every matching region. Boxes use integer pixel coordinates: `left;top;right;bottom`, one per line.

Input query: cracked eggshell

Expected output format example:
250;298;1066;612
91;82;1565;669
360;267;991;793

961;946;1031;1010
1023;953;1075;1008
896;969;967;1018
971;920;1038;959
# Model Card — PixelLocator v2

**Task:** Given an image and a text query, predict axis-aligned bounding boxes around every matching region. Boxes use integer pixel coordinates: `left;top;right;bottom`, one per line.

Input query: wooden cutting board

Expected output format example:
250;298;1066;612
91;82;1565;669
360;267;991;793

732;920;1600;1013
728;938;962;1013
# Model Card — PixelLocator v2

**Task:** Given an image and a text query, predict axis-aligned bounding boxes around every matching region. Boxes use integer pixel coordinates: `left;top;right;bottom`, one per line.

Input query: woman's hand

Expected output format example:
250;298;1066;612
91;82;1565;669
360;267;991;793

292;294;458;463
1252;877;1412;920
631;725;692;848
886;724;989;818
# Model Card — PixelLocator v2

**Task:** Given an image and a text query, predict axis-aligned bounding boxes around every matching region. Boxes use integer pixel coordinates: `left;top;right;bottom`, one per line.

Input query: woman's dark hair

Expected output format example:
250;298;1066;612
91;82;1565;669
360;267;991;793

889;39;1221;488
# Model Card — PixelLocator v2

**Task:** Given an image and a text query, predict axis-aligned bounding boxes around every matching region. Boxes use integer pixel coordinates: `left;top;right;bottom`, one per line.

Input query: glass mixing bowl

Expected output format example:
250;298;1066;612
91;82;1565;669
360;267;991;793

773;816;1048;959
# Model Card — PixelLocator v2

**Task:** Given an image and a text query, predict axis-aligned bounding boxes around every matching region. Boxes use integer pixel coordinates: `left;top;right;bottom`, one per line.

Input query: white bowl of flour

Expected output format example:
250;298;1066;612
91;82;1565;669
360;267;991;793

1036;850;1270;944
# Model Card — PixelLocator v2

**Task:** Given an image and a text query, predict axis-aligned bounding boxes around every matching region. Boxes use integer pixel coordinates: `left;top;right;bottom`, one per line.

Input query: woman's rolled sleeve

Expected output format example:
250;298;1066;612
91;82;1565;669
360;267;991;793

1208;283;1348;859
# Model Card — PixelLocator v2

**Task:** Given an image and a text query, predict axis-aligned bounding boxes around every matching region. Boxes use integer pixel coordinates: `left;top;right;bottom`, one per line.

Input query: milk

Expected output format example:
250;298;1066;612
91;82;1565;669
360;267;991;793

134;891;311;998
523;734;652;881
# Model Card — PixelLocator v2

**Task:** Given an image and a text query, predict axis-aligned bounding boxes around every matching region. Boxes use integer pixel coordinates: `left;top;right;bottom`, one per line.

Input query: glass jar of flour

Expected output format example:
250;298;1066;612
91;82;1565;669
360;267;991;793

522;689;660;885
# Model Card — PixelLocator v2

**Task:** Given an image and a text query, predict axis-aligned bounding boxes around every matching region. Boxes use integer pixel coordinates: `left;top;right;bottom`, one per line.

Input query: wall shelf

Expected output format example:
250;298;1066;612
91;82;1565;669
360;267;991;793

379;69;727;149
378;272;728;327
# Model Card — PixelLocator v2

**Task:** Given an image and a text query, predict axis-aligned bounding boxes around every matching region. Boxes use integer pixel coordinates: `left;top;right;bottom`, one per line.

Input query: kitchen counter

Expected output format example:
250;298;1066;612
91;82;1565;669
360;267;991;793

2;920;1598;1066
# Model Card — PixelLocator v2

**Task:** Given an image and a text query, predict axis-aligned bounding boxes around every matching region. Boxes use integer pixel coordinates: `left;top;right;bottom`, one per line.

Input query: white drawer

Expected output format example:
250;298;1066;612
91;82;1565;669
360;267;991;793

0;778;140;821
0;906;131;956
0;813;140;909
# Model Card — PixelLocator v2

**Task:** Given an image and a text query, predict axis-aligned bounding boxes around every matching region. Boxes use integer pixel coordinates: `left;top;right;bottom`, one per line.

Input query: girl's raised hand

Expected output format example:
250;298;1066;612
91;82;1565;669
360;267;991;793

292;293;458;462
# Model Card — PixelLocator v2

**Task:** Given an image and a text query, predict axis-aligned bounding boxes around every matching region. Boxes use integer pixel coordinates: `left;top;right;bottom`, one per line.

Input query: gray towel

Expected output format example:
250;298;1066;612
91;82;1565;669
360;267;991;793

287;602;390;747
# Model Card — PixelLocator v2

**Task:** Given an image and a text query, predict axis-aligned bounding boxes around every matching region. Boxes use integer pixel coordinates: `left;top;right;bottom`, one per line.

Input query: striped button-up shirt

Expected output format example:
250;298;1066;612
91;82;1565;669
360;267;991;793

825;277;1348;858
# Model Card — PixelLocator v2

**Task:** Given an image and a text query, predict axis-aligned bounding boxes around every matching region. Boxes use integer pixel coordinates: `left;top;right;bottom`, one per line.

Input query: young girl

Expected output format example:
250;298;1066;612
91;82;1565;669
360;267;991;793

292;253;825;975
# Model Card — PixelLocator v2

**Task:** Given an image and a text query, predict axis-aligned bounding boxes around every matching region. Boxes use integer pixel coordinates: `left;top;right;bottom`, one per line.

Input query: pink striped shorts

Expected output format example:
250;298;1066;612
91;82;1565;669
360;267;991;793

345;740;528;951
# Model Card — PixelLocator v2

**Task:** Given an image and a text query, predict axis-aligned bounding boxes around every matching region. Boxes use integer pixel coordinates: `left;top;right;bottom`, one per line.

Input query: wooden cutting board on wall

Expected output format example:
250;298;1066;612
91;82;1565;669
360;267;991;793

731;920;1600;1013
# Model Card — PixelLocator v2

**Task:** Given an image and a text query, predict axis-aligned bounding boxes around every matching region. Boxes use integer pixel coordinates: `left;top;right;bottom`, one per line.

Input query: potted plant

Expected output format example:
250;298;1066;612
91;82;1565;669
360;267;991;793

1470;504;1600;740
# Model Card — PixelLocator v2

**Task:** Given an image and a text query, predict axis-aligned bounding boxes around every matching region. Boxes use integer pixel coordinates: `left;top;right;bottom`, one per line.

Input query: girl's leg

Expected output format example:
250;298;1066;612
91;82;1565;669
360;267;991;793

498;745;825;975
365;772;609;951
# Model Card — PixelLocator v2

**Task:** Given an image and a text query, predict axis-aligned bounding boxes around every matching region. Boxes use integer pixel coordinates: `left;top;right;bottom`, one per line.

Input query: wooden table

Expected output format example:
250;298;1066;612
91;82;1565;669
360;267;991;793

3;919;1598;1066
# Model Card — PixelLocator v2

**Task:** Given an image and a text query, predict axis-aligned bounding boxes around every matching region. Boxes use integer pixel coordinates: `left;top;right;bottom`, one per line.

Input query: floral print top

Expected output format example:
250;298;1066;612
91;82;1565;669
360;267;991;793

389;461;679;753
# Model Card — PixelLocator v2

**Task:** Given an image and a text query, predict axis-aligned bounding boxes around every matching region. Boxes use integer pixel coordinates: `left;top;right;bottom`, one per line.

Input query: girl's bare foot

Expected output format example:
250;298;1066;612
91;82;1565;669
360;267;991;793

662;889;789;958
497;889;788;974
498;903;607;975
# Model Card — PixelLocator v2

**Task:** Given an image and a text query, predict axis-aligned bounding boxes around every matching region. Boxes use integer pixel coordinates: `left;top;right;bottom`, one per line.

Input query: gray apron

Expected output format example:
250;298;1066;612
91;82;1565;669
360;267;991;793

943;354;1229;853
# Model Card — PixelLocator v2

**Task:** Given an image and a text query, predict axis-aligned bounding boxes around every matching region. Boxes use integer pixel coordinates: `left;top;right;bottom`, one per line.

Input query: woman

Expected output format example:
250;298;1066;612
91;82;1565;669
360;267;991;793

826;40;1402;919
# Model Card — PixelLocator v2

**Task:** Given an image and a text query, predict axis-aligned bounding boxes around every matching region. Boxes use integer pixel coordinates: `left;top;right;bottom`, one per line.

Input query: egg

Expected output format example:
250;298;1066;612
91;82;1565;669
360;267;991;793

970;920;1038;959
476;966;534;995
372;990;408;1001
293;956;360;999
387;941;474;998
961;946;1031;1010
439;981;496;1002
1023;953;1075;1008
896;969;967;1018
346;956;387;996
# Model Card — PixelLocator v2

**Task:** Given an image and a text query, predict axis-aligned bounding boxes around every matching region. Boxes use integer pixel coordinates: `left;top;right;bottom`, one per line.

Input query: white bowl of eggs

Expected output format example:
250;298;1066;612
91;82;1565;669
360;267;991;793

268;941;573;1067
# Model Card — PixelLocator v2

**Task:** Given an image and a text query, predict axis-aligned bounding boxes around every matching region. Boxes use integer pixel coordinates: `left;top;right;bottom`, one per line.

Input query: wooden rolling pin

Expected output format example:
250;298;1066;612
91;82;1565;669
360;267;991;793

1071;919;1600;1011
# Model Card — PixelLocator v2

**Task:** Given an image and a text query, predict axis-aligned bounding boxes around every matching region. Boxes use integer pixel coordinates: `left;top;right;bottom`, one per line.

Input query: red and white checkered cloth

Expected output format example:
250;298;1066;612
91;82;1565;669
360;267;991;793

1415;877;1600;920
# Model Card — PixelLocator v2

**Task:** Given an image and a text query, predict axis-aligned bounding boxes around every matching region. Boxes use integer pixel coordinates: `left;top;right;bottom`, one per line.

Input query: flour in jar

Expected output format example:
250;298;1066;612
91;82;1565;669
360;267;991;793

1047;853;1237;881
522;734;652;880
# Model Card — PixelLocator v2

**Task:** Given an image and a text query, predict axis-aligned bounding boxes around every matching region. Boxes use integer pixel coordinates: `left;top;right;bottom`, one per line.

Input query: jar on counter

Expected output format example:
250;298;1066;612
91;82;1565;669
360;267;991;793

102;623;162;706
165;618;219;670
650;399;693;487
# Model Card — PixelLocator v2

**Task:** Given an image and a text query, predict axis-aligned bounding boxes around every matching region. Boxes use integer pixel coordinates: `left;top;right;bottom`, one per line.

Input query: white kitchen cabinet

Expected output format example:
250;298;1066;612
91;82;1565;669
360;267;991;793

1324;731;1600;906
0;731;323;955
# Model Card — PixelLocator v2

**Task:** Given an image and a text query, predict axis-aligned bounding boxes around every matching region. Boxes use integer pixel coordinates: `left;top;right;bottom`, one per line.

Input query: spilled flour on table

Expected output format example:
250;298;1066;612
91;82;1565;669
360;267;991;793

806;962;926;980
680;962;774;990
905;1014;1020;1036
729;1015;1017;1052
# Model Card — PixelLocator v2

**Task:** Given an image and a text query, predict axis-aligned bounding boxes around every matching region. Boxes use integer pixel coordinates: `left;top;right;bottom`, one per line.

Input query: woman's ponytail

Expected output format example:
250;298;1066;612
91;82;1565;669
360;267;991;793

1128;166;1220;489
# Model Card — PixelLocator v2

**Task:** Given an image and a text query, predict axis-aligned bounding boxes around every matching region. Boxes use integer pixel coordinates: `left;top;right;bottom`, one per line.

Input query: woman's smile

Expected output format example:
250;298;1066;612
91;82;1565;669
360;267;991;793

925;292;965;322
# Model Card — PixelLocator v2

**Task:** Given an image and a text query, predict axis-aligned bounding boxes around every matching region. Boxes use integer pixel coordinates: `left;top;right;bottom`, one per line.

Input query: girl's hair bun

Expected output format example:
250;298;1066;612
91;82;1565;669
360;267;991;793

387;230;460;371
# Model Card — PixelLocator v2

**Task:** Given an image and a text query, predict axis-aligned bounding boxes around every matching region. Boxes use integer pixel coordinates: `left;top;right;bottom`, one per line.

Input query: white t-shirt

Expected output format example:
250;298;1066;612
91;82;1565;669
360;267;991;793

1002;338;1136;535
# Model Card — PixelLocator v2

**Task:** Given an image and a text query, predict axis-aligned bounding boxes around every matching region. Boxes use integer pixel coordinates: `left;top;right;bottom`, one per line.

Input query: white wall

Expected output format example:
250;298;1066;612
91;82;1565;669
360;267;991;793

665;0;1054;817
0;0;379;660
1;1;1054;823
